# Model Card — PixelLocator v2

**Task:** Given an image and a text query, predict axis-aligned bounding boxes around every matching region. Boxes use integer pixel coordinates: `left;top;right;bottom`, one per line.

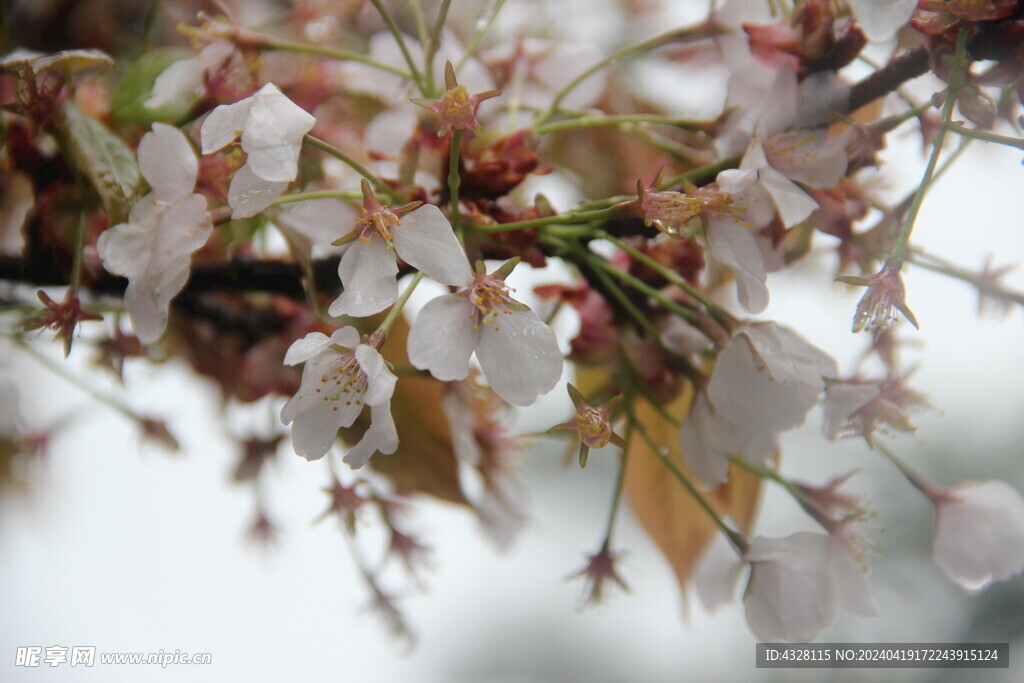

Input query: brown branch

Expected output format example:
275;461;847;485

847;46;931;114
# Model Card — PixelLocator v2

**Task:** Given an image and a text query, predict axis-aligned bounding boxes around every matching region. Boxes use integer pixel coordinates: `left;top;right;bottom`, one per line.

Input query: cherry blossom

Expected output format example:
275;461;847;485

329;180;472;318
145;40;236;109
280;327;397;467
200;83;316;218
407;260;562;407
932;480;1024;592
412;61;500;136
695;530;875;642
547;383;624;467
96;123;212;344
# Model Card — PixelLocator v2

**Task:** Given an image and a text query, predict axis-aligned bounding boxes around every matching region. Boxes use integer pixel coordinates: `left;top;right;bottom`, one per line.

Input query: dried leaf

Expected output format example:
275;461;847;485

624;383;763;602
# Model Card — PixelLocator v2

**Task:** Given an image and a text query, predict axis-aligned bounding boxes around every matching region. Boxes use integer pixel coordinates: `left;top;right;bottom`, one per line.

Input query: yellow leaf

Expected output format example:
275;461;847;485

624;383;763;601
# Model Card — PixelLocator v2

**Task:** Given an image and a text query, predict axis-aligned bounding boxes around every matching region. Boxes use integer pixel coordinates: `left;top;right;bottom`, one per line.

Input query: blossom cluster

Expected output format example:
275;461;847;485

3;0;1024;648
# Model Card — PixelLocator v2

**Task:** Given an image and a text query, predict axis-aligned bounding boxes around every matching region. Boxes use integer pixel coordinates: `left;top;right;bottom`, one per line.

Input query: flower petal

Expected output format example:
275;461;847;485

759;165;819;227
343;401;398;469
706;217;769;313
240;83;316;182
226;164;290;219
283;331;332;366
475;307;562;406
138;123;198;203
201;98;251;154
328;238;400;318
407;294;477;381
392;204;473;287
355;344;397;406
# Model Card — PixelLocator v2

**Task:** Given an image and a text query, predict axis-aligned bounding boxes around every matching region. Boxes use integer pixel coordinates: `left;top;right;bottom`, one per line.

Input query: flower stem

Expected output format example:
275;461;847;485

448;129;462;229
586;252;700;324
727;455;822;525
423;0;453;96
377;272;425;336
303;136;400;203
258;35;412;80
890;27;969;267
627;400;748;555
659;156;739;190
271;189;362;206
942;122;1024;151
597;231;730;328
456;0;508;73
367;0;427;96
534;22;715;127
535;114;705;135
873;440;945;505
907;248;1024;309
68;208;86;297
598;426;632;552
463;206;619;233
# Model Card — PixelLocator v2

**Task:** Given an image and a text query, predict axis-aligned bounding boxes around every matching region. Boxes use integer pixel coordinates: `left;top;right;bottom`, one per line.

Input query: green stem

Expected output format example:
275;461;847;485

586;253;700;324
463;206;619;233
367;0;427;96
424;0;453;96
659;156;739;190
534;23;715;127
260;36;412;80
535;114;705;135
456;0;508;74
890;27;969;266
69;208;86;296
907;249;1024;309
378;272;425;335
727;455;821;523
271;189;362;207
943;122;1024;151
303;136;400;203
599;427;632;551
597;231;729;326
627;400;748;555
873;441;945;504
408;0;429;47
448;129;462;229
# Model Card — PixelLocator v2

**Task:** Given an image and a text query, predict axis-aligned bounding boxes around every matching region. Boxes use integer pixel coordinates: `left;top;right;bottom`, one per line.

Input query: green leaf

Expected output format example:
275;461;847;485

55;101;143;225
110;48;197;124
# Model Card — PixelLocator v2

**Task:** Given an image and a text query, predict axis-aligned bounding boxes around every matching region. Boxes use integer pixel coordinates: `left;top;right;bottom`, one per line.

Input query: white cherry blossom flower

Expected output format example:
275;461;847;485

717;130;848;229
407;260;563;407
932;480;1024;592
145;40;235;109
280;327;397;467
694;531;876;642
329;181;472;318
96;123;212;344
744;532;875;642
682;324;836;486
200;83;316;218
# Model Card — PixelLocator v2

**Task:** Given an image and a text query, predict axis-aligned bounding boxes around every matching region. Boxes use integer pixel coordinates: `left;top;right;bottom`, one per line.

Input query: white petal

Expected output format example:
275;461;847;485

934;481;1024;592
848;0;917;43
679;393;729;487
693;533;745;611
98;194;211;343
745;532;835;642
822;382;880;439
241;84;315;182
343;401;398;469
227;164;289;219
706;217;768;314
828;538;878;618
742;323;837;385
766;130;848;189
759;165;819;228
328;238;399;318
200;98;251;154
355;344;397;406
283;332;332;366
281;350;362;460
442;389;481;467
138;123;198;203
146;41;234;109
407;294;477;381
475;307;562;406
708;332;823;434
392;205;473;287
329;326;361;349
